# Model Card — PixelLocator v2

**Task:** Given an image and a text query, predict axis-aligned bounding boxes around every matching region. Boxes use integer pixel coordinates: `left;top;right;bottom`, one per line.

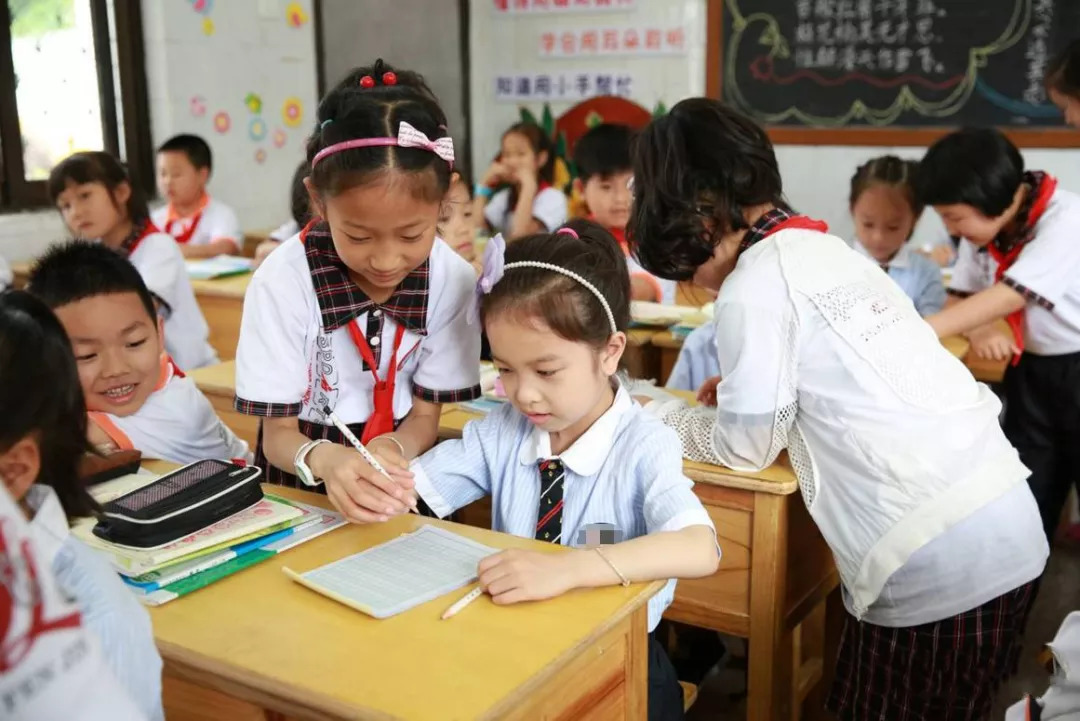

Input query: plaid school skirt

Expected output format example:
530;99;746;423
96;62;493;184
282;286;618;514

827;580;1039;721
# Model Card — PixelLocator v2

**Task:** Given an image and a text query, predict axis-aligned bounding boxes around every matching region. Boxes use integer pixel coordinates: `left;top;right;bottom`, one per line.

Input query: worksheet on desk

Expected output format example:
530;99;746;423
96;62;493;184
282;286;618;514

284;525;499;618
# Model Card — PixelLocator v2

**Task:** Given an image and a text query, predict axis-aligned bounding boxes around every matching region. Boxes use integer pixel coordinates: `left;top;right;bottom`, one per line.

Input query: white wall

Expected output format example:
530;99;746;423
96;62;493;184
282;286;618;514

468;0;706;174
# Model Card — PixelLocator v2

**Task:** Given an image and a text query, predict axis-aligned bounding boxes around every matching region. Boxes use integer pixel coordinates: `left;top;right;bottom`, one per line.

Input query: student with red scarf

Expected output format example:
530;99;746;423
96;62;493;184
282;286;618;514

921;127;1080;542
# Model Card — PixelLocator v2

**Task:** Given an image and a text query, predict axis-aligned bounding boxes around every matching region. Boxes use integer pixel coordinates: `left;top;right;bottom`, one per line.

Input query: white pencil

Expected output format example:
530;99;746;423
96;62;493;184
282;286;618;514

441;586;484;620
321;405;418;513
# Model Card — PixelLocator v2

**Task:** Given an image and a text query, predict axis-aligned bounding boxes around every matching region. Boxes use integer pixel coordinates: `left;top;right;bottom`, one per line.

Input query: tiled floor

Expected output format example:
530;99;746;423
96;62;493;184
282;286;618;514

686;544;1080;721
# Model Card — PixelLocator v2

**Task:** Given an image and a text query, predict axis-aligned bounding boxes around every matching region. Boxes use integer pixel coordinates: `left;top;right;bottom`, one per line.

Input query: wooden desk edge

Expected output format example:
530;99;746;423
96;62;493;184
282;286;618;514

480;580;664;720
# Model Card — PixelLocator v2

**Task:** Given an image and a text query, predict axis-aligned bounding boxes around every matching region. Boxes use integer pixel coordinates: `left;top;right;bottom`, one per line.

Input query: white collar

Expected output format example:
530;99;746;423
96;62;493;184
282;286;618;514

517;384;632;476
25;485;71;566
853;239;913;269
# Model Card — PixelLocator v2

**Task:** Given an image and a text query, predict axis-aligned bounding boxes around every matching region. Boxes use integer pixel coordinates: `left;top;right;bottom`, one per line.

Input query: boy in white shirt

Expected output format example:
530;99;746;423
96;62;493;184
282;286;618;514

28;242;250;465
920;128;1080;541
152;134;242;259
627;98;1048;720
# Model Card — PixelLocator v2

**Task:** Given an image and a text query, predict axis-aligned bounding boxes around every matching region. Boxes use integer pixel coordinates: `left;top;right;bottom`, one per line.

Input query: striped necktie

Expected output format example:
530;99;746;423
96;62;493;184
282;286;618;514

535;459;565;544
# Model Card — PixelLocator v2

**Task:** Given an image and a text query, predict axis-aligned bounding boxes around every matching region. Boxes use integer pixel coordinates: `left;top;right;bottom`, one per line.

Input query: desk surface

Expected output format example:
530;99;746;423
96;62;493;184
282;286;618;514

188;359;236;397
190;272;252;299
651;330;686;350
147;481;662;721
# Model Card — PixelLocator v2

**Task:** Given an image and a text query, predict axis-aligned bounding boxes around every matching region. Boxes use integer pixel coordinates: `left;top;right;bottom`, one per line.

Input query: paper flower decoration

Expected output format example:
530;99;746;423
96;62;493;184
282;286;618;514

255;148;267;164
202;17;214;36
282;97;303;128
190;0;213;15
286;2;308;28
189;96;206;118
213;111;231;134
272;128;287;148
248;117;267;141
244;93;262;115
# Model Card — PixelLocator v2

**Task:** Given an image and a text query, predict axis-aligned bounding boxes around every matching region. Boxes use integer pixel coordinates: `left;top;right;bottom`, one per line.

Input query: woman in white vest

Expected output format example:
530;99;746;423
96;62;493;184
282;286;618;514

627;97;1049;720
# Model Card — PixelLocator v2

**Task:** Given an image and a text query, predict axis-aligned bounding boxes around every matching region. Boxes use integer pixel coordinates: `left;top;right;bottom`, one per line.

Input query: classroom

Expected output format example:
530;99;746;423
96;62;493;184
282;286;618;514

1;0;1079;719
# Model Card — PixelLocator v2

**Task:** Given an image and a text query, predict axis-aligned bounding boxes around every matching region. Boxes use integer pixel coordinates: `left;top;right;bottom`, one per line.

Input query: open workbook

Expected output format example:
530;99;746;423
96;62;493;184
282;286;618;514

283;525;498;618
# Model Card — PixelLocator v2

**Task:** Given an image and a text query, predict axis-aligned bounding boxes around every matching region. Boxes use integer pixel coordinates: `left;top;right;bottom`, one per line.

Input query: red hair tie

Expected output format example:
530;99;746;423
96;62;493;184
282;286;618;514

382;72;397;86
359;75;375;89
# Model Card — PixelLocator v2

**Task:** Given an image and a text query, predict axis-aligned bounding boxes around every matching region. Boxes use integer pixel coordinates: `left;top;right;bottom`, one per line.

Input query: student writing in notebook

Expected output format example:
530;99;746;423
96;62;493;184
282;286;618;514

234;60;480;502
0;290;163;720
27;243;250;465
345;220;719;721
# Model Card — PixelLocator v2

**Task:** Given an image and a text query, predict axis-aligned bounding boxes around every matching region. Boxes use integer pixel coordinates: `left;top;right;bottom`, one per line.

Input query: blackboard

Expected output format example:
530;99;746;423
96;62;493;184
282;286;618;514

712;0;1080;144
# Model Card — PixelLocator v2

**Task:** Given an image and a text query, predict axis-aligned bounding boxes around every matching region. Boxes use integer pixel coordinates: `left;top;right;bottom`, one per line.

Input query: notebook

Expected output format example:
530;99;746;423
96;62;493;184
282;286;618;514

185;256;253;280
283;525;498;619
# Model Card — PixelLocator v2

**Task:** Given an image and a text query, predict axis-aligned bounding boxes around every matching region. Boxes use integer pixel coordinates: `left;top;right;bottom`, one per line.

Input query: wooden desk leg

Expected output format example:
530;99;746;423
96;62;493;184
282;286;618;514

627;606;649;721
747;492;794;721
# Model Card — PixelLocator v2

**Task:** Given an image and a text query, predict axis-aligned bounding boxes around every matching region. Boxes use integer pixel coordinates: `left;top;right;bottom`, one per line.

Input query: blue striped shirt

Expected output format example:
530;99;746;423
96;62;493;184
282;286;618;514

413;385;717;630
665;322;721;392
27;486;164;721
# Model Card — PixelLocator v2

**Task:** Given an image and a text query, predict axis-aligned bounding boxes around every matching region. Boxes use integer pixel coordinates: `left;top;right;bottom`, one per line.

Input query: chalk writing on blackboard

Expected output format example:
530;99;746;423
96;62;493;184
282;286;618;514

722;0;1070;128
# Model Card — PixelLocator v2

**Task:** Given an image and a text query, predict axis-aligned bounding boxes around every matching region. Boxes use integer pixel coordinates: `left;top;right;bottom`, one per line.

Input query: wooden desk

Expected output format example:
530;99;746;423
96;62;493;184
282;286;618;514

438;400;837;721
941;320;1012;384
149;481;664;721
188;360;258;449
651;330;685;386
190;273;250;361
626;327;662;381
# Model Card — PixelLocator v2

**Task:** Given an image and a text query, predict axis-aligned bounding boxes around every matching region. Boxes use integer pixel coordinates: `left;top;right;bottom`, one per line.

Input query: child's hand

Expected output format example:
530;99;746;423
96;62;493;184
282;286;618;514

482;162;510;189
919;244;956;267
308;442;416;523
510;166;537;192
477;549;576;604
968;327;1019;362
696;375;722;406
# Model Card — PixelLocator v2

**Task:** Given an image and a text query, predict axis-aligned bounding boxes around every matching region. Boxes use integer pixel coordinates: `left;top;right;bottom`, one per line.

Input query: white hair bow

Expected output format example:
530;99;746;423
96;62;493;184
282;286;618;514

397;121;455;166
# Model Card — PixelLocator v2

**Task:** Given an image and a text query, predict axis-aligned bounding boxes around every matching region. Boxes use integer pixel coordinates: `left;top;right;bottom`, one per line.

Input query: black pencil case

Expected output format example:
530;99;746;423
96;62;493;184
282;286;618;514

92;459;263;548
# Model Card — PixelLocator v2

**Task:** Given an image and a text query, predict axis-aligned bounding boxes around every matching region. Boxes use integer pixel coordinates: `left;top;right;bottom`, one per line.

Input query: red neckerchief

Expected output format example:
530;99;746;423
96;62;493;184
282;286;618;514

164;209;203;244
986;171;1057;365
299;220;408;443
118;219;161;257
738;207;829;256
605;223;630;257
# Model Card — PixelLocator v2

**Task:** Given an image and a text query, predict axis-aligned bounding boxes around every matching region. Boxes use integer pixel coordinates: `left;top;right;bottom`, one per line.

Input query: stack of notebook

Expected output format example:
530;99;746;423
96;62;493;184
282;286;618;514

74;471;346;606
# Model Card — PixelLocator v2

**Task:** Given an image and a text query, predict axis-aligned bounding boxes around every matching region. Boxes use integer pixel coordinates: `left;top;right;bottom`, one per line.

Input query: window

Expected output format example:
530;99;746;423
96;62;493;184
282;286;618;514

0;0;152;210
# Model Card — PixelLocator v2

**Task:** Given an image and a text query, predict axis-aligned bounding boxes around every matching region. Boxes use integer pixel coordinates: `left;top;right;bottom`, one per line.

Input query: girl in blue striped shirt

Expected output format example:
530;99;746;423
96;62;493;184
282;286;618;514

365;219;719;721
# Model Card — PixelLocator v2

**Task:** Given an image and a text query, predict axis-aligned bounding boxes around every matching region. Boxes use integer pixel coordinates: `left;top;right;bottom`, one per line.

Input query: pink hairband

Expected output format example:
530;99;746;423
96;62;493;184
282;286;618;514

311;121;455;169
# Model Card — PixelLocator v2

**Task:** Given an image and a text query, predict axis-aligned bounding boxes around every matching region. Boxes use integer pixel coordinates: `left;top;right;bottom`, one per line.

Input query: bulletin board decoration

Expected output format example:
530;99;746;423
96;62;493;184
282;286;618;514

189;0;212;14
245;93;263;115
273;128;288;148
202;17;214;35
189;95;207;118
255;148;267;164
708;0;1080;147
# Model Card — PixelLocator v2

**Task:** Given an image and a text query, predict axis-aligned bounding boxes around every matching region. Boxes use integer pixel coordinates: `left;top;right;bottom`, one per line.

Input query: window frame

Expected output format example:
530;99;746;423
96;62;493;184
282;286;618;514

0;0;153;211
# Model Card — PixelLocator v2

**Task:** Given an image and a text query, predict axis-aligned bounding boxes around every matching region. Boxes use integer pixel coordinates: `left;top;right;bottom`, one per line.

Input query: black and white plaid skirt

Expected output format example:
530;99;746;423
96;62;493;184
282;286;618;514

827;580;1039;721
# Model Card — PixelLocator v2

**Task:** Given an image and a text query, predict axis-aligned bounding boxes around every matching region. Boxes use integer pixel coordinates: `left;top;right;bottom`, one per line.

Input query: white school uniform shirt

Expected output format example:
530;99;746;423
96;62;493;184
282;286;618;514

0;485;148;721
268;219;300;242
89;356;251;464
949;186;1080;355
118;228;218;370
25;485;163;721
1006;611;1080;720
484;186;568;234
411;384;718;631
151;194;242;253
645;223;1047;624
851;240;946;316
234;223;481;429
665;322;720;393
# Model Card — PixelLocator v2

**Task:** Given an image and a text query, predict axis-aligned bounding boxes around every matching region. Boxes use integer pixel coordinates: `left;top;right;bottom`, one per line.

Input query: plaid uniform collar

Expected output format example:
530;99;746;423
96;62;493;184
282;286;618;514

116;218;155;257
303;221;430;334
738;206;796;255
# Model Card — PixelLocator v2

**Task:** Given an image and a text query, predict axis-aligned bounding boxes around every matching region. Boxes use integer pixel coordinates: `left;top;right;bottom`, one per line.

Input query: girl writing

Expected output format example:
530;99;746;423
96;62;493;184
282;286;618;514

474;122;568;240
234;60;481;519
336;219;718;721
627;98;1047;720
849;155;945;316
0;289;163;721
47;151;217;370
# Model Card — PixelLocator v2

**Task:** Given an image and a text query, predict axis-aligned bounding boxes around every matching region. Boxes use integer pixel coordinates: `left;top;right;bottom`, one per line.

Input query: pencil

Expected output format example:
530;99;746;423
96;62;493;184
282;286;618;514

321;405;418;513
441;586;484;620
